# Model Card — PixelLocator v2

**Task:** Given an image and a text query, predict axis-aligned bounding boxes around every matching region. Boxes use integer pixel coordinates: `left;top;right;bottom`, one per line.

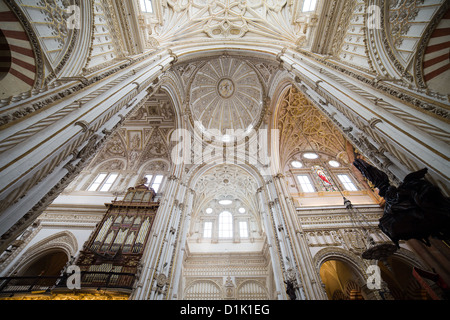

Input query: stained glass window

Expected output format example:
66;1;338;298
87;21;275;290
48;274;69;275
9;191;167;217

312;165;336;191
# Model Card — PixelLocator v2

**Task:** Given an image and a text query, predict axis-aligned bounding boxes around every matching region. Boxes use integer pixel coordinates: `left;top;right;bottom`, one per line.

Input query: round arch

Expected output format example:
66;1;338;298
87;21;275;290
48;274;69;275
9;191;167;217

10;231;78;277
376;248;433;300
175;161;285;300
184;279;222;300
313;247;369;300
90;157;127;173
236;279;270;300
186;162;264;221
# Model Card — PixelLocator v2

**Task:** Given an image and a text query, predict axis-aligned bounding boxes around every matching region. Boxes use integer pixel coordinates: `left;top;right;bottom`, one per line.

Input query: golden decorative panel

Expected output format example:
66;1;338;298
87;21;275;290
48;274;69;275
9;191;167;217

277;86;346;167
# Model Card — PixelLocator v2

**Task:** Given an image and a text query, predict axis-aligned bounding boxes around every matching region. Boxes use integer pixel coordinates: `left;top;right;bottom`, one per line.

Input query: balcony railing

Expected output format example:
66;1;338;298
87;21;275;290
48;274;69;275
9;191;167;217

0;271;136;296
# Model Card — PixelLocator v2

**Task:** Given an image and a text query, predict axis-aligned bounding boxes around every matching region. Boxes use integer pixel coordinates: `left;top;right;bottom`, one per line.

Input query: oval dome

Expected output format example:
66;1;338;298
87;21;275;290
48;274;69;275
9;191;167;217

189;57;264;137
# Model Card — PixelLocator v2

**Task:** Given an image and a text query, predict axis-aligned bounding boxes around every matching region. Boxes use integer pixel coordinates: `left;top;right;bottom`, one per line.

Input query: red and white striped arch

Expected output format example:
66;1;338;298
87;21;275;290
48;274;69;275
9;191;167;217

422;8;450;94
0;6;36;98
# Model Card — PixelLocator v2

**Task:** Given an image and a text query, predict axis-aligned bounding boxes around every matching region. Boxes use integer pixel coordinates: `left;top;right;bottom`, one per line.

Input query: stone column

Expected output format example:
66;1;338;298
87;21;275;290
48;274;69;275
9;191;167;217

131;173;184;300
256;185;285;300
167;187;195;299
271;173;327;300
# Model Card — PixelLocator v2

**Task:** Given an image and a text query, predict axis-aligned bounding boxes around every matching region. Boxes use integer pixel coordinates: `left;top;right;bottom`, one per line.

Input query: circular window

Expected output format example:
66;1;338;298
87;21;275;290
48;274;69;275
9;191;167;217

219;200;233;205
291;161;303;168
205;208;213;214
238;207;246;213
329;160;340;167
222;135;232;142
303;153;319;159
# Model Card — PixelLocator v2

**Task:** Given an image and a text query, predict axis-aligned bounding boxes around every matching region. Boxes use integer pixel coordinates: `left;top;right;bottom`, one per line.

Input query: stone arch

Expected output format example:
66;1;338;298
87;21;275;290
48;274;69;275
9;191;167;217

0;1;38;98
186;162;264;220
178;161;281;300
267;77;294;174
9;230;78;276
138;159;171;176
160;67;186;116
0;29;11;82
184;279;222;300
392;247;429;271
377;247;433;300
314;246;367;279
92;158;127;172
313;247;369;300
236;279;269;300
187;158;266;193
415;5;450;94
272;83;349;172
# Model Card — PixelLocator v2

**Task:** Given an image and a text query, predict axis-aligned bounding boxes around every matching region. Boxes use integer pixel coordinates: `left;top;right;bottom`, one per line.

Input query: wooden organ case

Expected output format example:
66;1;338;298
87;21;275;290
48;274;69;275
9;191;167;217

74;181;159;293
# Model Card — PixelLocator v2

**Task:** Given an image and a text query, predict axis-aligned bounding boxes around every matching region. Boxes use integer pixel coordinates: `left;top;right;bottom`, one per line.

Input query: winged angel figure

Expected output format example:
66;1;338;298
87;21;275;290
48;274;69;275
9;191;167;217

353;158;450;247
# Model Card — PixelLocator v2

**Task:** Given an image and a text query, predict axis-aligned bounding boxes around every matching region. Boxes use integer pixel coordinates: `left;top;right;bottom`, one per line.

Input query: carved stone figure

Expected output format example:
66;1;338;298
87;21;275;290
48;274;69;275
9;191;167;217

353;158;450;247
155;273;168;294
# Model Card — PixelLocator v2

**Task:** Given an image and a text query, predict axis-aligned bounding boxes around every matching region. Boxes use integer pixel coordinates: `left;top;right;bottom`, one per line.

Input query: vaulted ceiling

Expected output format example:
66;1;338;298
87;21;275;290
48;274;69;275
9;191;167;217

88;88;176;172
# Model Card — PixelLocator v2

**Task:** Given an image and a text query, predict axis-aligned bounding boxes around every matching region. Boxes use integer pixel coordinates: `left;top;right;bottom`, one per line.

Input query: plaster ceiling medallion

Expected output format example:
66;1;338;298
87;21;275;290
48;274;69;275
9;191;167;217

189;57;264;138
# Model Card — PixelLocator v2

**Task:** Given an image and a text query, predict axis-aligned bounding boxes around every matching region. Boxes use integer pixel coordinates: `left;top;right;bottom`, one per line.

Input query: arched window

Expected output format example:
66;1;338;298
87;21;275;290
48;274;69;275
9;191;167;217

337;174;358;191
88;173;118;191
239;221;249;238
302;0;317;12
218;211;233;238
297;175;315;192
203;221;213;238
144;174;165;193
139;0;153;13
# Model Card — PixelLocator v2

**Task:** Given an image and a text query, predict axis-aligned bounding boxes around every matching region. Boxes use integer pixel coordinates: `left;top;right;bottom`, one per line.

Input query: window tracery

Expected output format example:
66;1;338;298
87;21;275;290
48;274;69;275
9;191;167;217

195;200;257;243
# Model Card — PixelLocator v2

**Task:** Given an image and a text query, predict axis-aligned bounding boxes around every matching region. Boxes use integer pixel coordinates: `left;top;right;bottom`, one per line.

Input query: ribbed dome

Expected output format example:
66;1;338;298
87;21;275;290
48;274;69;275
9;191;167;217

189;57;264;137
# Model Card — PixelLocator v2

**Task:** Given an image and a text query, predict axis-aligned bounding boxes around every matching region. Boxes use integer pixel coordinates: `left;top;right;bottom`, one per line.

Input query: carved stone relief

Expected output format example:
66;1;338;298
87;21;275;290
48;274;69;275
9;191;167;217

277;86;347;168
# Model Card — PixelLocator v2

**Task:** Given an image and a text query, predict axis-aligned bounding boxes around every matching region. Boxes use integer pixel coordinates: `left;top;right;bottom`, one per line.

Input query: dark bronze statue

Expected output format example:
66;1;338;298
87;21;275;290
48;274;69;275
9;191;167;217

285;280;297;300
353;158;450;247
